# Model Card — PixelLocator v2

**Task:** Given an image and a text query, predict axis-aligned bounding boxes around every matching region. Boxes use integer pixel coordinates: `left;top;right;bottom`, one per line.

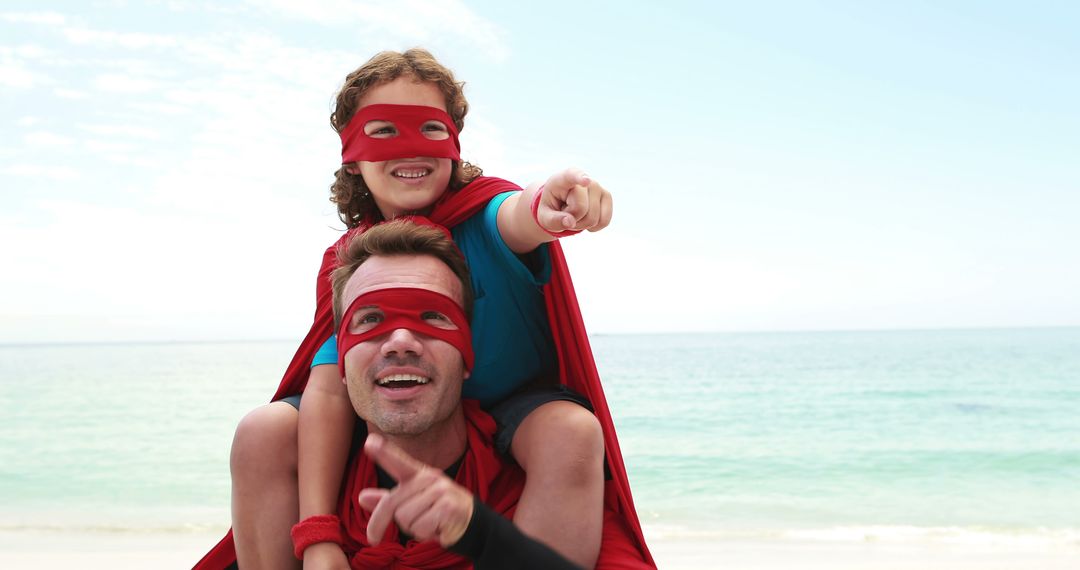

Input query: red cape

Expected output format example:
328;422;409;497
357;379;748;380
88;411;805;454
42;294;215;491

195;176;655;568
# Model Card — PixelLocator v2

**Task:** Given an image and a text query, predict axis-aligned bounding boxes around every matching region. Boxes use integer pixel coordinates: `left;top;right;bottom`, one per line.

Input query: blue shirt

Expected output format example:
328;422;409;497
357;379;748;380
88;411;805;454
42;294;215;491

313;192;556;407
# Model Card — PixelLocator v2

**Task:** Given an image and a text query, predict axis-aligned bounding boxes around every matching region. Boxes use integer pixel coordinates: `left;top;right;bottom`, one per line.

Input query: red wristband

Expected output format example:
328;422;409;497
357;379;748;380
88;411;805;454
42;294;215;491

530;185;582;238
291;514;345;560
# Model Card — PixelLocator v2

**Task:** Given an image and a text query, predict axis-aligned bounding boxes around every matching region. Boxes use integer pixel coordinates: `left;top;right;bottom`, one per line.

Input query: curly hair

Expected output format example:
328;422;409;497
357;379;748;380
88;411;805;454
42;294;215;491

330;219;474;329
330;49;483;228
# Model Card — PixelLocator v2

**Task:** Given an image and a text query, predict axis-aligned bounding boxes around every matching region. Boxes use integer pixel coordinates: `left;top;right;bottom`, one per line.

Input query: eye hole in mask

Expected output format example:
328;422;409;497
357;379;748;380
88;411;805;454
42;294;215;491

362;119;451;141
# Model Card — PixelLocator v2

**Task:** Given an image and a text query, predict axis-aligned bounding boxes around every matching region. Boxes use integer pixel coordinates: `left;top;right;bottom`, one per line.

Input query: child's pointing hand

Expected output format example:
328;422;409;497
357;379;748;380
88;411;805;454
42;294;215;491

534;167;613;235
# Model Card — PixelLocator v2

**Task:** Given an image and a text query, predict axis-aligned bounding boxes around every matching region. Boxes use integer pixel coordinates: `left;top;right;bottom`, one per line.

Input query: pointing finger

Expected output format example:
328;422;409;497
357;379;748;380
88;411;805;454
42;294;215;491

590;190;613;232
365;486;398;545
364;433;424;484
574;181;604;229
546;167;589;196
358;488;389;512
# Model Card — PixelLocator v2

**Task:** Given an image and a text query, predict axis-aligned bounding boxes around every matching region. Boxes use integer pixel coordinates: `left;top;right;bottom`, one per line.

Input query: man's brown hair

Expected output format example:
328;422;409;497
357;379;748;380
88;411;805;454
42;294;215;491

331;220;474;331
329;48;483;228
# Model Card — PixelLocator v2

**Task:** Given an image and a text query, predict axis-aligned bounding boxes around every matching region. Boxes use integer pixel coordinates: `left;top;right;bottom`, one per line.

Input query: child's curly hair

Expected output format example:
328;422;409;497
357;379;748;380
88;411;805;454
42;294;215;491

330;48;483;228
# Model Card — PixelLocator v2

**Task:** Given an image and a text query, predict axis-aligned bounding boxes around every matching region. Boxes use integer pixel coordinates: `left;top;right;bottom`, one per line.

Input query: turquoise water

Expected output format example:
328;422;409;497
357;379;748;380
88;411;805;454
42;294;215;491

1;328;1078;541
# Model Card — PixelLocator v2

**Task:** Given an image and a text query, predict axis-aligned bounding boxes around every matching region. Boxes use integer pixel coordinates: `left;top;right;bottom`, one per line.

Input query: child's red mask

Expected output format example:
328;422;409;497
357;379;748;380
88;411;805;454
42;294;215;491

340;104;461;163
336;287;473;378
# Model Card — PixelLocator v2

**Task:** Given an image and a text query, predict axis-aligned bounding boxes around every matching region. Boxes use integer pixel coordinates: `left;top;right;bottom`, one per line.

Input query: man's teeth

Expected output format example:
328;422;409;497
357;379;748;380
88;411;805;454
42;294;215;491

377;374;429;386
393;169;429;179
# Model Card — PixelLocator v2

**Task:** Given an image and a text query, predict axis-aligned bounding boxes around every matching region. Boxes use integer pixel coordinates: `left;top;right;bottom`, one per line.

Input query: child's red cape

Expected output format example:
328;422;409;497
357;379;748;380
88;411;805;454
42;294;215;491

194;177;655;568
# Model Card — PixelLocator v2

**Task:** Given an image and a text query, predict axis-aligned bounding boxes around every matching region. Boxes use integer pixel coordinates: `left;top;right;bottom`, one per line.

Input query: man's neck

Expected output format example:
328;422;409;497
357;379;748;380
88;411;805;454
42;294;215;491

369;407;468;471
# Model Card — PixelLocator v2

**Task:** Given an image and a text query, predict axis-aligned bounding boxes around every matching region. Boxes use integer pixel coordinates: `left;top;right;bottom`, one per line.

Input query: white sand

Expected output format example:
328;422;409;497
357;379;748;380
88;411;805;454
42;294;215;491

648;536;1080;570
0;530;220;569
2;530;1079;569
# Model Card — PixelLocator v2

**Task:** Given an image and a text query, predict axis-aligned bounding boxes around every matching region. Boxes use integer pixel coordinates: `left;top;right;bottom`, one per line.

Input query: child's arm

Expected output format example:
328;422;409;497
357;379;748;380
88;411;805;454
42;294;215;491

497;167;612;254
297;363;354;568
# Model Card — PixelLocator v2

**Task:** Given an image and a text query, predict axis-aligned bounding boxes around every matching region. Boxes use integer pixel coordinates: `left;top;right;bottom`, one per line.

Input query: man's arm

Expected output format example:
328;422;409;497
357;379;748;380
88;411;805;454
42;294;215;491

359;434;584;570
450;498;584;569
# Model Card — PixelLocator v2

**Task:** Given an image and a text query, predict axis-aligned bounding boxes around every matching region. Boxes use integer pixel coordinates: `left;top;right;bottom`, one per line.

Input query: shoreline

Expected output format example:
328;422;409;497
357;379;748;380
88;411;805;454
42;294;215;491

2;528;1078;570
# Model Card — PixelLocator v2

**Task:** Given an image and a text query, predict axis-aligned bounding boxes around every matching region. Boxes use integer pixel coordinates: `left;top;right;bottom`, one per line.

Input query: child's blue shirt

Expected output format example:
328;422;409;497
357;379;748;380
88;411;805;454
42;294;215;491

312;192;555;407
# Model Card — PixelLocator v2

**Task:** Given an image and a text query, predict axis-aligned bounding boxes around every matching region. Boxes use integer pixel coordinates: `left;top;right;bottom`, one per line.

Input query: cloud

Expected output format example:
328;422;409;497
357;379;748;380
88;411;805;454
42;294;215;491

0;58;41;88
0;11;67;26
85;139;133;154
93;73;161;93
1;164;80;182
54;88;90;99
560;233;791;333
127;101;192;116
0;44;57;88
0;196;340;342
14;44;49;58
61;27;179;50
24;131;76;147
77;124;162;140
0;2;517;342
247;0;509;61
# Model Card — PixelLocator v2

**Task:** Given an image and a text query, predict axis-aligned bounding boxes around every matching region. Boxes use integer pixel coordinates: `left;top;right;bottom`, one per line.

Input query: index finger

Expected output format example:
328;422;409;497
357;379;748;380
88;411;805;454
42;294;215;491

363;433;424;483
546;167;589;194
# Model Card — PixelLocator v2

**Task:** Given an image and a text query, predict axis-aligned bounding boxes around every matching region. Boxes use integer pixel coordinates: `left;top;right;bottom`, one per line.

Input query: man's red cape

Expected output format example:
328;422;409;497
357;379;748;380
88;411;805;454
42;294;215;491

194;176;655;568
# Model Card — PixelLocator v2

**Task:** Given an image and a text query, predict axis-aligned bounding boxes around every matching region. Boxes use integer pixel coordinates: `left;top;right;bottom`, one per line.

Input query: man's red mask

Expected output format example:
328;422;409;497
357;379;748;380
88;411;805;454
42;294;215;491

336;287;473;378
340;104;462;163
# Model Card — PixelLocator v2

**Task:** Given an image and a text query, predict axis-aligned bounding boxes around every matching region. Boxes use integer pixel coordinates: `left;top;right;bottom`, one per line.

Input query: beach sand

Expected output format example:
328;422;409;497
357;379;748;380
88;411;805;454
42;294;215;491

0;530;217;569
2;530;1079;569
647;535;1080;569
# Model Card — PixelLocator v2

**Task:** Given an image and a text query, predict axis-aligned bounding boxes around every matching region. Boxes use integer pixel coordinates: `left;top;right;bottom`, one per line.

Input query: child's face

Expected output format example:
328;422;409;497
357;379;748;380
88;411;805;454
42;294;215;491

347;77;454;219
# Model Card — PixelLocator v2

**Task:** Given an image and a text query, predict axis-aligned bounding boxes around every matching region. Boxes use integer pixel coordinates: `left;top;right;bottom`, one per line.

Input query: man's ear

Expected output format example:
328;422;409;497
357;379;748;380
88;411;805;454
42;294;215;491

463;370;470;380
344;162;361;175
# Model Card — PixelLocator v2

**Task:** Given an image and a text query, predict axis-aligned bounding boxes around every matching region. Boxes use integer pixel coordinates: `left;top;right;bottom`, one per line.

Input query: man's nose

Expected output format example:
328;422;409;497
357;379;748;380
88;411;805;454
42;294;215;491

381;327;423;357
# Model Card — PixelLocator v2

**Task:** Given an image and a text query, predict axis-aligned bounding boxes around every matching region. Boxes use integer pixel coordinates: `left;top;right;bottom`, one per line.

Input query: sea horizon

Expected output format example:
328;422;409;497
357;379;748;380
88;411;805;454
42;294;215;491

2;327;1078;567
3;323;1078;348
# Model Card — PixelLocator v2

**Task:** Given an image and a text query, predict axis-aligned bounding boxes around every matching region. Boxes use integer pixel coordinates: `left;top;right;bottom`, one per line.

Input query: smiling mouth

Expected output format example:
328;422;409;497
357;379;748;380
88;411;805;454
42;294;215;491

392;168;431;180
376;373;430;389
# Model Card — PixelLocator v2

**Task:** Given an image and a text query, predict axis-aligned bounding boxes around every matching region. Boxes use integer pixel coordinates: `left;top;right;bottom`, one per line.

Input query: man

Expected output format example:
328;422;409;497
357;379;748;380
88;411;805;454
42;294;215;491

292;218;646;568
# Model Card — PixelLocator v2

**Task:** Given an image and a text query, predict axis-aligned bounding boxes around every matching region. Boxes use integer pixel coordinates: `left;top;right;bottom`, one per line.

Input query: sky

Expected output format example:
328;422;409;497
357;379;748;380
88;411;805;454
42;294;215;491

2;0;1078;344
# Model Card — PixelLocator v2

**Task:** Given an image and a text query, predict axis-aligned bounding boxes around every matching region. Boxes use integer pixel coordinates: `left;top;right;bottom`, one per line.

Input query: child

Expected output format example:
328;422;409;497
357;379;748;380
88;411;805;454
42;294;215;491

218;49;642;569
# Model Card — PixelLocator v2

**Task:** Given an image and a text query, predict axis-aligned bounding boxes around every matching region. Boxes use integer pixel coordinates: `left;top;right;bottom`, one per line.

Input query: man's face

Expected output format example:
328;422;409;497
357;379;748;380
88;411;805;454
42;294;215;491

339;253;469;437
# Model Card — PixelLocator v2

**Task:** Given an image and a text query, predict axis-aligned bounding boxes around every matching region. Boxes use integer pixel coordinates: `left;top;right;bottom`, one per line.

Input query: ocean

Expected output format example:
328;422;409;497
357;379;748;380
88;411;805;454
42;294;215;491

1;328;1078;550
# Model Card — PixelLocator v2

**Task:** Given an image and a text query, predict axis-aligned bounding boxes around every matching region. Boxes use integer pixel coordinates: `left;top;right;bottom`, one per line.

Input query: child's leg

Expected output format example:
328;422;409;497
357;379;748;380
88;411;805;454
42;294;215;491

230;401;301;570
511;400;605;569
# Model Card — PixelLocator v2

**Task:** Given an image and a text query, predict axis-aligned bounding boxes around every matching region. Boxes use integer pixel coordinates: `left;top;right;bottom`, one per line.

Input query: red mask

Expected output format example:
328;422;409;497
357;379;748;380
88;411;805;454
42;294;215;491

340;104;461;163
336;287;473;378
